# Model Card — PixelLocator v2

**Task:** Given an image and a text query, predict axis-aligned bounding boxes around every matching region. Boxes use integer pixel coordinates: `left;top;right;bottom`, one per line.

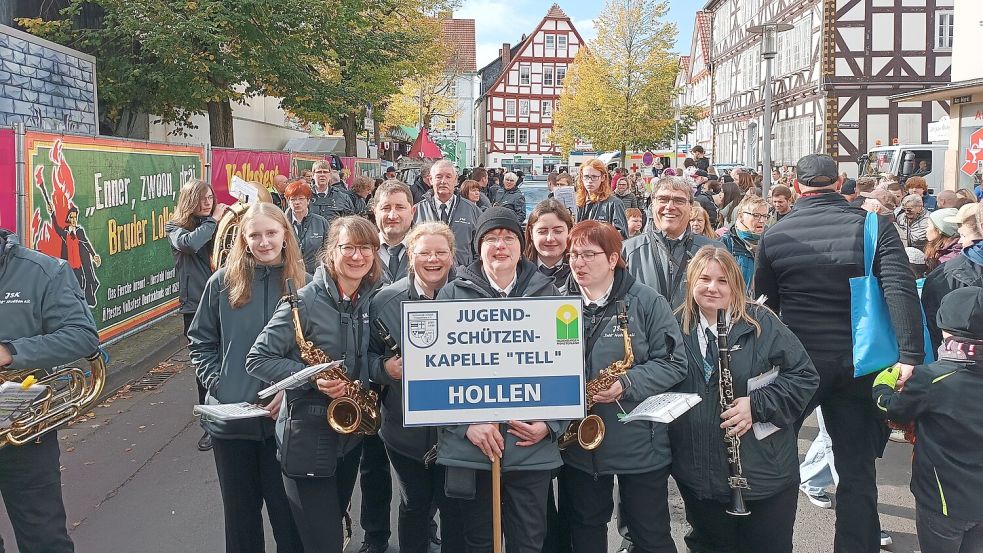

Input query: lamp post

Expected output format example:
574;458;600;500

748;22;792;198
673;104;681;171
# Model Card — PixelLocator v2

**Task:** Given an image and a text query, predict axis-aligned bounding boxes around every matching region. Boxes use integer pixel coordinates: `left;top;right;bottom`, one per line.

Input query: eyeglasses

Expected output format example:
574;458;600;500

582;174;604;182
743;212;769;221
482;235;519;246
313;170;331;174
413;250;452;260
568;250;606;262
337;244;377;257
654;195;690;207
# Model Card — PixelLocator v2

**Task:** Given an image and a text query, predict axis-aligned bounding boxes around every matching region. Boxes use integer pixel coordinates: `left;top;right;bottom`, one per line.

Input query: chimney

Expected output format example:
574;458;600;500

501;43;511;66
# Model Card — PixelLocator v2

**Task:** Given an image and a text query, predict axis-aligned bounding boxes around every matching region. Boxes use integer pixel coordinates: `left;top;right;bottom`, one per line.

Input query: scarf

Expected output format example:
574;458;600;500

940;336;983;363
735;227;761;243
963;240;983;267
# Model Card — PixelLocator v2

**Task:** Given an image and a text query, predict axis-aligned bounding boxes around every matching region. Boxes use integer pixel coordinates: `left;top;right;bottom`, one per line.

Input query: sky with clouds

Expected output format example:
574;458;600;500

456;0;706;69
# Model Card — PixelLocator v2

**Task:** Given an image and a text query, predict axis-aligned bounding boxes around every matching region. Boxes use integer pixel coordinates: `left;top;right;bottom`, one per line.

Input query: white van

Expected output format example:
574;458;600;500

858;144;947;191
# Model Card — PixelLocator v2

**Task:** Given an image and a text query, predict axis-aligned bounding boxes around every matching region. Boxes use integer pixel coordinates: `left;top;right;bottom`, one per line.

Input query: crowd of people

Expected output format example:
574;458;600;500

3;150;983;553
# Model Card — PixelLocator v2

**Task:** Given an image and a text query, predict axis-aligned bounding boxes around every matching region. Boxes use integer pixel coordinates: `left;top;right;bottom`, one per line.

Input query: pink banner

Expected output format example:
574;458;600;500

340;157;381;186
0;129;14;230
210;148;291;205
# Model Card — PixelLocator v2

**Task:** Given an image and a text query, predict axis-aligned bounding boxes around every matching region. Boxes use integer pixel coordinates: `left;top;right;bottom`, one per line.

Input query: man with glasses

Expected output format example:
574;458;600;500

622;176;715;309
374;181;416;285
414;160;482;267
310;160;355;223
897;195;929;250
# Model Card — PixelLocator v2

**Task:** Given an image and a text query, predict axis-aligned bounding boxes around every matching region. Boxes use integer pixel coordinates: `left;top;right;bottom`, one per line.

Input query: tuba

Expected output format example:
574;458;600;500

284;279;380;435
210;180;273;270
559;301;634;450
0;350;107;448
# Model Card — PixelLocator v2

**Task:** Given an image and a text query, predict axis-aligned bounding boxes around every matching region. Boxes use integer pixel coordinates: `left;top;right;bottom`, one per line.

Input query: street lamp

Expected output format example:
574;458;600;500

748;22;793;198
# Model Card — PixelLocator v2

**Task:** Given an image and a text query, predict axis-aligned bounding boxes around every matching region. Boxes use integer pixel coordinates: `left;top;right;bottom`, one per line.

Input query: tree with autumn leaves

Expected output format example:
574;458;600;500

553;0;682;166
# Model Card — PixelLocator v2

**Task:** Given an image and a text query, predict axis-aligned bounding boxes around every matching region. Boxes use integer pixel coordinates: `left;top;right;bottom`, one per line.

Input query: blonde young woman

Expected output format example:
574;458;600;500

576;158;628;237
690;204;718;240
164;178;229;451
247;216;382;553
671;246;818;553
188;203;307;553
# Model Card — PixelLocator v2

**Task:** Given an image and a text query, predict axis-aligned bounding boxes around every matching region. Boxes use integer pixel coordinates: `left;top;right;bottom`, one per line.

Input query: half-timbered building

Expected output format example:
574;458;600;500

701;0;952;173
475;4;585;174
684;11;715;157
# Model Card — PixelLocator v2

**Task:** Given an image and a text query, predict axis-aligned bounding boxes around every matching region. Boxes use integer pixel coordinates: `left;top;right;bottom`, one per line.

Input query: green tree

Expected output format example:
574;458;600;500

553;0;679;166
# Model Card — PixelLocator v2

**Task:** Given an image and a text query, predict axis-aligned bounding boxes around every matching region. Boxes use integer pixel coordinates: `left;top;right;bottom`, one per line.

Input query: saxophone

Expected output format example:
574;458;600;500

717;309;750;516
284;279;380;435
559;301;634;450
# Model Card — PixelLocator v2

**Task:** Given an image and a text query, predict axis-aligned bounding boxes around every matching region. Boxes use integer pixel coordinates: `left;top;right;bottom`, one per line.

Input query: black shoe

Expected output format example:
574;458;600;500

197;432;212;451
357;542;388;553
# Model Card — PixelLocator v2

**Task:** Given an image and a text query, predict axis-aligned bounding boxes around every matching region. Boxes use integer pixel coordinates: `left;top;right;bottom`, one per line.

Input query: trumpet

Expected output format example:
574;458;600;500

284;279;380;435
559;301;633;450
0;350;107;448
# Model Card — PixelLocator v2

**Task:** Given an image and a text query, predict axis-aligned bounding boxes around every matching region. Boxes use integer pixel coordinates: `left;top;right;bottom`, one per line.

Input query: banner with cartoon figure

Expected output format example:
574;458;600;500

24;132;205;341
0;129;14;230
210;148;290;206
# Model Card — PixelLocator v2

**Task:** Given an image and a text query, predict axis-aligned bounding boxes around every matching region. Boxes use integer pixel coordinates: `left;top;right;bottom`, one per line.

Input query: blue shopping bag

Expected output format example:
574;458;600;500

850;212;900;377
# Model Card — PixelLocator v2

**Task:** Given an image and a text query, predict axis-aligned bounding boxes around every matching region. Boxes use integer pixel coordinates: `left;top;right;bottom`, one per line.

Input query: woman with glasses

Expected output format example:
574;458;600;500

368;222;464;553
671;246;817;553
559;220;687;553
436;207;562;553
576;158;628;238
284;179;330;274
524;199;574;285
247;216;382;553
497;171;527;222
720;196;769;294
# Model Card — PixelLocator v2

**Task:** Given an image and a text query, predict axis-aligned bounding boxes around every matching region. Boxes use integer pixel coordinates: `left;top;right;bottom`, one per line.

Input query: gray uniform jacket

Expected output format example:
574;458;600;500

0;230;99;370
434;259;564;473
578;196;628;238
669;306;818;502
562;269;687;475
623;229;716;309
368;275;441;461
165;217;217;314
290;211;330;274
310;183;355;223
189;265;312;440
245;265;378;456
414;195;482;267
496;187;526;222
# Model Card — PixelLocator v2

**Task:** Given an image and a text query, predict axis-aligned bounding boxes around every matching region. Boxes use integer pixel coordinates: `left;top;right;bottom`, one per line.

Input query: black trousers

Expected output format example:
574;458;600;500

463;468;552;553
182;312;207;405
543;477;571;553
797;355;889;553
388;448;466;553
211;436;303;553
0;434;74;553
281;444;362;553
359;433;393;546
916;505;983;553
559;465;675;553
678;483;797;553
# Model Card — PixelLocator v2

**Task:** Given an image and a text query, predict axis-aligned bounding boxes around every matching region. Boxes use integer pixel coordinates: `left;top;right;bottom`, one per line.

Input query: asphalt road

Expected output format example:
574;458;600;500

0;347;920;552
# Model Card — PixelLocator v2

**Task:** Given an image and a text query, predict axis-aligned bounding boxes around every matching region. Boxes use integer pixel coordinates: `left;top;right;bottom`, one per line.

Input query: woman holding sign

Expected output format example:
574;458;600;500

188;202;307;553
368;221;464;553
558;220;687;553
435;206;562;553
671;246;817;553
246;216;382;553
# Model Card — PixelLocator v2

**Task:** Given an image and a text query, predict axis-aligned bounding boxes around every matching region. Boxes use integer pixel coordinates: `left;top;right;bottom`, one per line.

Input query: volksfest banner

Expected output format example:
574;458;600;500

210;148;290;206
23;132;205;341
0;129;14;230
402;297;586;426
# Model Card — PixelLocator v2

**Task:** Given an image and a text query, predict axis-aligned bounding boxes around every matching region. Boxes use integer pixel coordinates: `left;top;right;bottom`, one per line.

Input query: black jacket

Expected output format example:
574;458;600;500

922;255;983;351
165;216;217;314
755;192;924;365
496;186;526;222
669;306;818;501
694;189;719;228
873;354;983;519
578;196;628;238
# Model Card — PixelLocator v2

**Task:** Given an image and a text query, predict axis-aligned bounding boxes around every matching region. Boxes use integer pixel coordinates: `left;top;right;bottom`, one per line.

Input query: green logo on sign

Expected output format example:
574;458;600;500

556;304;579;341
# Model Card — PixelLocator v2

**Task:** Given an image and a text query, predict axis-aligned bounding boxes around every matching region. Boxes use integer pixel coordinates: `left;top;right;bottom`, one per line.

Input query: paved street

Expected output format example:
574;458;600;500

0;317;920;552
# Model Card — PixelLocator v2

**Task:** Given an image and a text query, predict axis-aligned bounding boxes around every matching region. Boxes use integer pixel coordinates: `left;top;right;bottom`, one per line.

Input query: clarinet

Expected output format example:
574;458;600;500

373;319;400;358
717;309;750;516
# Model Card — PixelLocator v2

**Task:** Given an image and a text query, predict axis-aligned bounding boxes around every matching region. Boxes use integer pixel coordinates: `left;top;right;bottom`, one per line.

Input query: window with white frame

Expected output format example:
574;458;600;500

544;66;554;86
716;61;731;101
520;66;531;85
542;128;552;144
739;47;761;92
447;80;458;97
518;129;529;145
774;116;814;165
545;34;555;49
542;100;553;117
777;15;812;76
556;67;567;84
936;11;954;49
505;129;516;145
715;132;733;164
558;35;567;49
506;99;516;117
519;99;530;116
443;117;456;132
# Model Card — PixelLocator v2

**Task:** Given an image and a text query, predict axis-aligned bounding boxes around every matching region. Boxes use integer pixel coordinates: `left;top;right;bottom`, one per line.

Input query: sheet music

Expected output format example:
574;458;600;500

257;361;344;399
193;402;270;421
0;382;46;429
747;368;781;440
619;392;702;424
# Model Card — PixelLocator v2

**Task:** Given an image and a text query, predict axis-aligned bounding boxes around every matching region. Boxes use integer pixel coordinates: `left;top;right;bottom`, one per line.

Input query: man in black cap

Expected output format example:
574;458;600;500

689;169;718;226
872;286;983;553
384;165;397;180
755;153;924;553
